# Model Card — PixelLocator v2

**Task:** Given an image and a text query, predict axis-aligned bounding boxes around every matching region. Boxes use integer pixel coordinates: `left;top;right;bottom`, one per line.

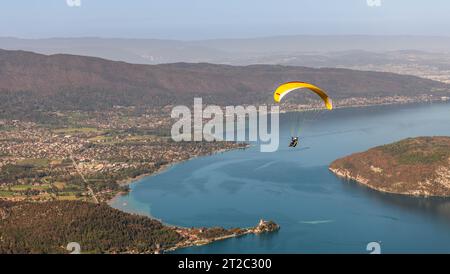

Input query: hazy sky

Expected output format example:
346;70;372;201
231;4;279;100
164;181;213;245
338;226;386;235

1;0;450;39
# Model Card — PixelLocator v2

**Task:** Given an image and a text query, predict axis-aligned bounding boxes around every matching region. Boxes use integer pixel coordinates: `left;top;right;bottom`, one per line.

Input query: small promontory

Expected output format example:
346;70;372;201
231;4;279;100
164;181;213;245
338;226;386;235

329;137;450;197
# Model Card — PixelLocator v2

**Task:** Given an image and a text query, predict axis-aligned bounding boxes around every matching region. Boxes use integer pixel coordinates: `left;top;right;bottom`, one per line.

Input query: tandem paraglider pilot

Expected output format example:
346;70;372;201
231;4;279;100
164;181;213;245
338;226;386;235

289;137;299;147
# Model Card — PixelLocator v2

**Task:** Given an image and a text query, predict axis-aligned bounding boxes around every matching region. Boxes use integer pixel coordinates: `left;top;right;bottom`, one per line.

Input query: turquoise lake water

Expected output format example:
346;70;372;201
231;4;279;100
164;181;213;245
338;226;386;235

111;102;450;253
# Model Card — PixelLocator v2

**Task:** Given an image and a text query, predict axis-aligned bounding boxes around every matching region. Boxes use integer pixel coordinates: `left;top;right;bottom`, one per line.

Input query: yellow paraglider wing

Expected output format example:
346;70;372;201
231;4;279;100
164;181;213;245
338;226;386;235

273;82;333;110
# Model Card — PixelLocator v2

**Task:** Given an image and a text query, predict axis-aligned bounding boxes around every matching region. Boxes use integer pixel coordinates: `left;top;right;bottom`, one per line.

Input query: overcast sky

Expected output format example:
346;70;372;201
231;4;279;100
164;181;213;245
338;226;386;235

1;0;449;39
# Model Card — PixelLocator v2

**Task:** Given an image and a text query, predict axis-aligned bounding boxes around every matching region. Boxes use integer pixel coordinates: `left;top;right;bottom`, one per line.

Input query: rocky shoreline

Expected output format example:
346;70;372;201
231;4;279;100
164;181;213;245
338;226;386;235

329;137;450;197
329;167;411;196
163;219;280;254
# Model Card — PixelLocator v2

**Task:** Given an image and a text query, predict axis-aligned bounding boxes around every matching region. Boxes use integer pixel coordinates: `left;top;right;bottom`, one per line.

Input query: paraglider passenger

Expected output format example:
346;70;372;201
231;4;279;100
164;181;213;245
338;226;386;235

289;137;299;147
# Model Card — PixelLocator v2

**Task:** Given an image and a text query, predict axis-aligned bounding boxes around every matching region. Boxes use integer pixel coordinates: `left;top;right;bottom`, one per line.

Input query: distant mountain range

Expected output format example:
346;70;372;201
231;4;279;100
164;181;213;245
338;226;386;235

2;36;450;65
3;36;450;86
1;49;449;115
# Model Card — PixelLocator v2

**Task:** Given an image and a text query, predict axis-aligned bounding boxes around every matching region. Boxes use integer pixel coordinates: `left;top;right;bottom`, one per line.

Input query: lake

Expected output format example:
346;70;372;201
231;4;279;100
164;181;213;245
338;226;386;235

111;102;450;253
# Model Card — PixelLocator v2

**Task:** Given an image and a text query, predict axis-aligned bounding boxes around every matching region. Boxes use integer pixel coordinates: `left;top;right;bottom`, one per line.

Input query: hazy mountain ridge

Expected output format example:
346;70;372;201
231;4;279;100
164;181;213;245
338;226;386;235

2;36;450;65
0;48;449;115
0;50;448;100
3;36;450;85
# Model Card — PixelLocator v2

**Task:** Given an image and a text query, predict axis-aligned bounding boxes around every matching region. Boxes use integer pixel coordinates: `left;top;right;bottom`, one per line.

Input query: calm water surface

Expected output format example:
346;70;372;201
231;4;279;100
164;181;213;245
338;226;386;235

112;102;450;253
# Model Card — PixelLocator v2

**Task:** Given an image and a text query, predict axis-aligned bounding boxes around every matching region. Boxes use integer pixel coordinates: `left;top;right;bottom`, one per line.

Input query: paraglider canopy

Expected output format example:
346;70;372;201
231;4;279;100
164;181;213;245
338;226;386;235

273;81;333;110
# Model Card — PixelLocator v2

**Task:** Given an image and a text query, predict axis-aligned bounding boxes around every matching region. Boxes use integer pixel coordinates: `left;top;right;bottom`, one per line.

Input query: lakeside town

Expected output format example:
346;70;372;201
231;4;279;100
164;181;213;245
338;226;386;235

1;95;448;204
0;110;248;203
279;94;450;112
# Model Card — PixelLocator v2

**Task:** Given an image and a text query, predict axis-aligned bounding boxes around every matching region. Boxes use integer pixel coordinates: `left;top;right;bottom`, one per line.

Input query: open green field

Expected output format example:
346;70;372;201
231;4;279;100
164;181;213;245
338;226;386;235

52;127;103;134
17;158;50;168
88;134;158;144
9;184;51;191
0;190;14;197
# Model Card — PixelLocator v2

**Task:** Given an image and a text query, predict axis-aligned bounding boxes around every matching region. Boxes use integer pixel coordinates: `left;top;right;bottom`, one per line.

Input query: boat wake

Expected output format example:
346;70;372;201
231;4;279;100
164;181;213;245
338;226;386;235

300;220;334;225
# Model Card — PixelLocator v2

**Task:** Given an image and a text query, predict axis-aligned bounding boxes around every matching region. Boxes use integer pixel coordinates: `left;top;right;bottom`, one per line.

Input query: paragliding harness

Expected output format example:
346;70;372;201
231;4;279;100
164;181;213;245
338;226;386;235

289;137;299;148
